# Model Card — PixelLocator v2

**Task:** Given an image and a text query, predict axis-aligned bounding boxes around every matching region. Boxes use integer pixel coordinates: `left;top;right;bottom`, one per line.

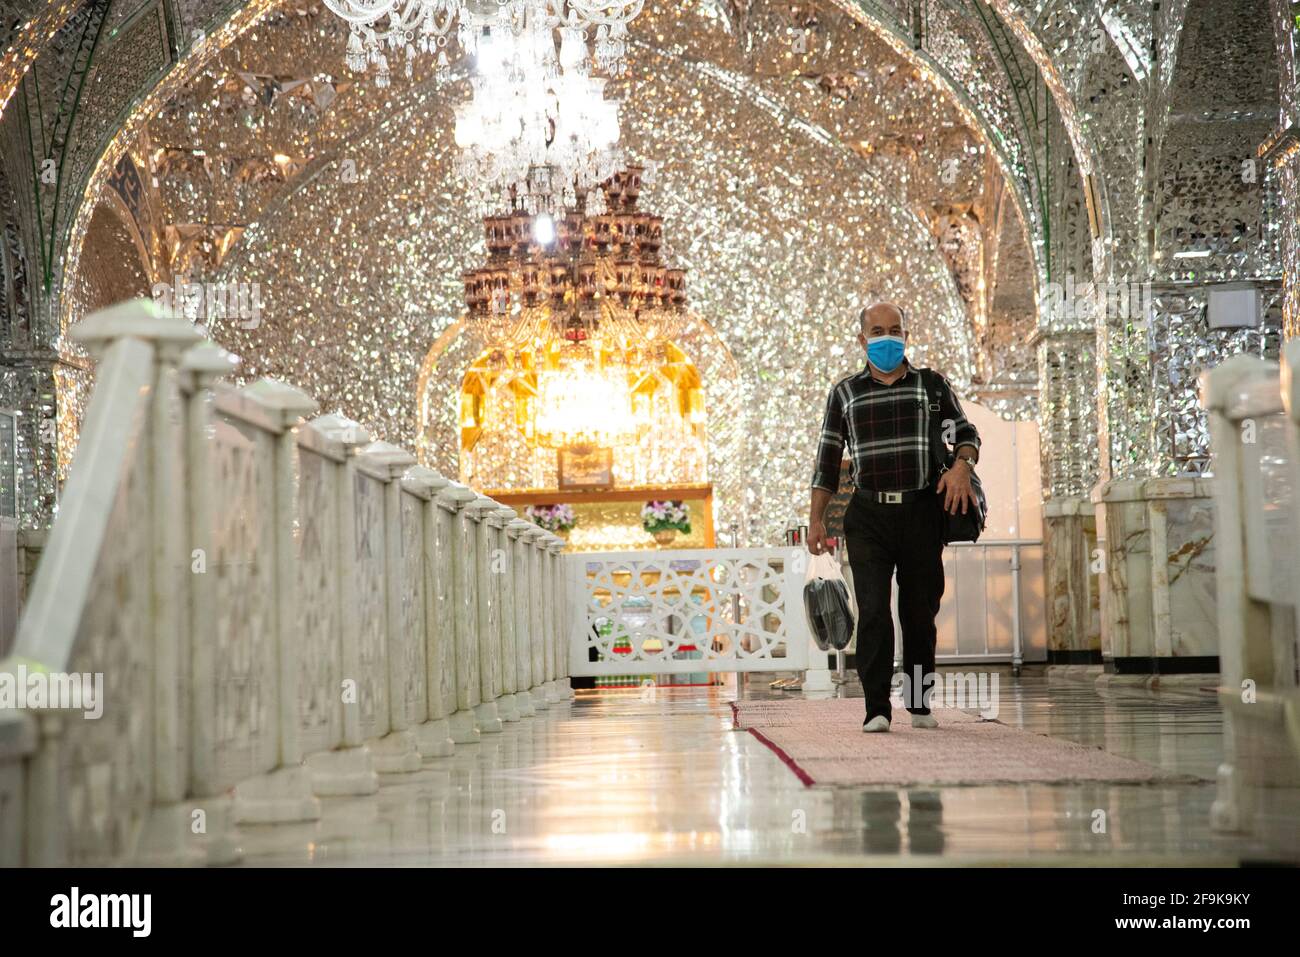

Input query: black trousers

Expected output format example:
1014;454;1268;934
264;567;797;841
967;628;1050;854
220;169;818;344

842;489;945;722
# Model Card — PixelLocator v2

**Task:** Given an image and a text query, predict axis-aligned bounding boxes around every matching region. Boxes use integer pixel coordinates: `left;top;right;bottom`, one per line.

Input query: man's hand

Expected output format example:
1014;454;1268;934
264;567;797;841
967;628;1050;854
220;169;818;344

808;519;829;555
809;487;833;554
936;461;978;515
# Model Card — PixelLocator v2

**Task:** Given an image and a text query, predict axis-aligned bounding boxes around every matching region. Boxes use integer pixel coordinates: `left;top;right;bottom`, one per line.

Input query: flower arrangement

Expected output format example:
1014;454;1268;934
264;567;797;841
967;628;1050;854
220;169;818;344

525;503;576;534
641;499;691;534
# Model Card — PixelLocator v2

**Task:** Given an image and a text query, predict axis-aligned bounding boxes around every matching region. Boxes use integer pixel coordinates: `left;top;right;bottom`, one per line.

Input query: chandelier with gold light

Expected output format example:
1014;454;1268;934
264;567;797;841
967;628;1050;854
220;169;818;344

328;1;637;218
452;16;624;217
462;166;687;353
325;0;643;86
458;165;695;452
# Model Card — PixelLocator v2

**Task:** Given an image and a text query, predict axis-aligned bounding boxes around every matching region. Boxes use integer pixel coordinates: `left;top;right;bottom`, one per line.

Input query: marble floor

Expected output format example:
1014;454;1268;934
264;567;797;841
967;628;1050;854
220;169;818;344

233;671;1300;866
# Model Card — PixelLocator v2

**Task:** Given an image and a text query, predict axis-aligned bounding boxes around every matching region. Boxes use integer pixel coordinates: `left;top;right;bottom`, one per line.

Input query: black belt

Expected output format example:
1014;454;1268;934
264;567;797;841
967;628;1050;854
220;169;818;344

853;487;932;504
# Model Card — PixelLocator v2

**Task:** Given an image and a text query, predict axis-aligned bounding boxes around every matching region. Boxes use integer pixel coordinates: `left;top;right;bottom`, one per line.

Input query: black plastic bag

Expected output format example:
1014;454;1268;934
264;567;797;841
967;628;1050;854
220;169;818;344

803;552;855;651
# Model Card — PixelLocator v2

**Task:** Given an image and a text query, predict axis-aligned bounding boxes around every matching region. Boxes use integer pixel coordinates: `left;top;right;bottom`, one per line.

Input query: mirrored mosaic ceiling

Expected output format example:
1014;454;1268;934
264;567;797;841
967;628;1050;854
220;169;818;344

2;0;1291;533
57;0;1041;542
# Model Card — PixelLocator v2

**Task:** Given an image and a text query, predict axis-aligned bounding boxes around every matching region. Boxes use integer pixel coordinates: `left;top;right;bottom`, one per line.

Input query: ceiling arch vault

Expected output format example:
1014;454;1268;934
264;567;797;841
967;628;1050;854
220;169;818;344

55;0;1053;385
8;0;1211;535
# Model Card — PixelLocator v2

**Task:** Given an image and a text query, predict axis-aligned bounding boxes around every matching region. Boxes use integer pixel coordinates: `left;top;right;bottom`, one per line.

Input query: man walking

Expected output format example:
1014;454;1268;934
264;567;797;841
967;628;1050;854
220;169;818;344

808;302;981;732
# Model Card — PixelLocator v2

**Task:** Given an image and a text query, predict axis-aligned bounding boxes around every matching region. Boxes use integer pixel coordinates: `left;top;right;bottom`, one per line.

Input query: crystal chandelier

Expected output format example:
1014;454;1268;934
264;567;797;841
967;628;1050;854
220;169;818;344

461;166;688;360
452;7;623;216
459;165;692;451
323;0;644;87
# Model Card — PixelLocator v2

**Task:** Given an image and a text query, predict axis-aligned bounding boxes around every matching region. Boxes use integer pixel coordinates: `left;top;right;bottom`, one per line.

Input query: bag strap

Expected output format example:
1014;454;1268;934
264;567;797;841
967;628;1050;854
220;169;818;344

917;368;949;485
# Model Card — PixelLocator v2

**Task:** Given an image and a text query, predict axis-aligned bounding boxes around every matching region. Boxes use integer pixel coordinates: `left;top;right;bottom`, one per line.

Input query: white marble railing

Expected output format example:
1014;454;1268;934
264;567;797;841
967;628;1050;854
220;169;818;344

0;299;573;866
1203;342;1300;834
568;547;811;677
916;539;1041;672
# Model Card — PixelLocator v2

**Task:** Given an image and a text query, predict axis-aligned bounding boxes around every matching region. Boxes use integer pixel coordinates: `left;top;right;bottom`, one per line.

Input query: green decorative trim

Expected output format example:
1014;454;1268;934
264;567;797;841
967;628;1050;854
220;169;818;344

26;0;115;292
969;0;1053;282
841;0;1048;291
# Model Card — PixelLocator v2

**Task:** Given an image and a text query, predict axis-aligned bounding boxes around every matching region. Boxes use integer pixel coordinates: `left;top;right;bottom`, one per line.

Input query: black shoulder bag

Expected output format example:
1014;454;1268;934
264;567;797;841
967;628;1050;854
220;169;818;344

918;368;987;545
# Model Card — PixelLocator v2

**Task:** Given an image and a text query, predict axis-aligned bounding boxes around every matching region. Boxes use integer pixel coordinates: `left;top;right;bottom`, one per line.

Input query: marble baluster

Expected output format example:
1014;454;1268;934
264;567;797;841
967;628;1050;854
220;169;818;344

464;495;505;732
1204;356;1261;832
537;532;560;704
507;518;537;717
179;342;236;803
402;466;456;757
521;526;549;710
1204;351;1300;832
148;318;203;810
127;312;211;864
484;504;519;723
549;539;575;700
429;476;467;744
14;303;171;867
534;532;553;703
356;441;422;773
231;379;324;821
307;413;382;789
493;506;524;721
438;482;487;741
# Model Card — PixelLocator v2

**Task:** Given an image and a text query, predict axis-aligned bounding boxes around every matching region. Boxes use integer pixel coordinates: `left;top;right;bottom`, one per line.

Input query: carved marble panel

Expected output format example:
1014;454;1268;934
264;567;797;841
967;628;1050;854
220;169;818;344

210;416;277;786
59;435;153;862
397;490;427;729
352;470;388;738
296;446;341;755
474;518;500;702
428;506;456;719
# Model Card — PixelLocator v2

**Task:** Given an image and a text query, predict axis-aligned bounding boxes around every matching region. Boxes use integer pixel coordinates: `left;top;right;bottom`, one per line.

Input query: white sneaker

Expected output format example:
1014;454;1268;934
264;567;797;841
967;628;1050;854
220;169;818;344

862;715;890;733
911;714;939;729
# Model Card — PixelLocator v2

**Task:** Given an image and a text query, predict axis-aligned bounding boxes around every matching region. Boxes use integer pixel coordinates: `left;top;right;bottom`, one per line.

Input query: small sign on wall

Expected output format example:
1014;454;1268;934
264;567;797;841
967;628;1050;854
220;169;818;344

558;446;614;490
1207;284;1259;329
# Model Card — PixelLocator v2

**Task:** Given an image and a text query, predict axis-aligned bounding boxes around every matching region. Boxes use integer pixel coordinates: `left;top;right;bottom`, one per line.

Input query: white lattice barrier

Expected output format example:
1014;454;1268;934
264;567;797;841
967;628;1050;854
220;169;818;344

568;548;810;677
1203;344;1300;834
0;299;567;865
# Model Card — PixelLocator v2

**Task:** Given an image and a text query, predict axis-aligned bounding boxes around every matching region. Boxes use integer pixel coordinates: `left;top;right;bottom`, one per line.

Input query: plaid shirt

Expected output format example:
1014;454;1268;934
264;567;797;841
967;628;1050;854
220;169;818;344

811;363;980;494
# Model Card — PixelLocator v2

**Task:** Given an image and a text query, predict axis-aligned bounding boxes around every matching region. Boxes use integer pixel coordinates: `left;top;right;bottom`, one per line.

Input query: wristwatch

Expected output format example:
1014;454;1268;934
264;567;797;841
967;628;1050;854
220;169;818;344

956;455;976;472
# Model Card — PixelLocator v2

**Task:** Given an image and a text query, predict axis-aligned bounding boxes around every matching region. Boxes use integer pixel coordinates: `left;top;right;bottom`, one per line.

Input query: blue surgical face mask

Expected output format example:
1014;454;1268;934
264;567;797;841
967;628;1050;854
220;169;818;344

866;334;905;373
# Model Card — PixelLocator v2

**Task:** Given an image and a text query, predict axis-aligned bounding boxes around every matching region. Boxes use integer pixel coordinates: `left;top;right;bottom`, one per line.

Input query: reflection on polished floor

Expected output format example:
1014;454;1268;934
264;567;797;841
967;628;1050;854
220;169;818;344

234;673;1299;866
